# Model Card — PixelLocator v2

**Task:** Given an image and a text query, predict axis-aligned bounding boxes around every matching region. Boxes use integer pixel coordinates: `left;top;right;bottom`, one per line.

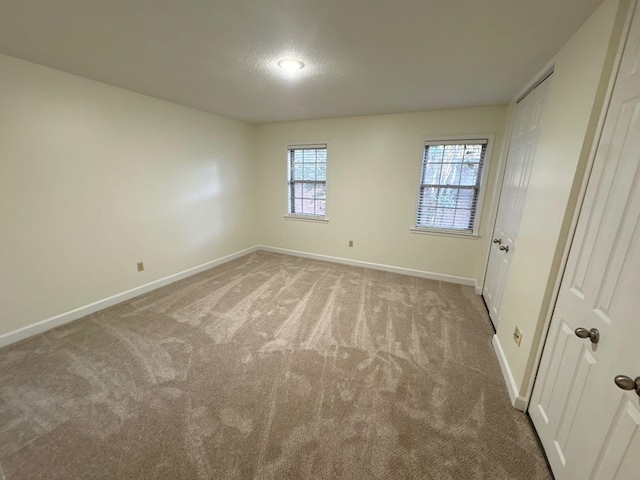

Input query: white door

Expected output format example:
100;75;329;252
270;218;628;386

530;4;640;478
483;75;552;328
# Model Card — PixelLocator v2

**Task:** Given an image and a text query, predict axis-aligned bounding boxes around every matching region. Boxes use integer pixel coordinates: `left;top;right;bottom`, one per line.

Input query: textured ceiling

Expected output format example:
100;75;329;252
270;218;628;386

0;0;603;123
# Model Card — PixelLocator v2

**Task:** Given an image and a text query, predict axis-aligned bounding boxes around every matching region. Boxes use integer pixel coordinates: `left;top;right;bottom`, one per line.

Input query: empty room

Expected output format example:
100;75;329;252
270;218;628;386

1;0;639;479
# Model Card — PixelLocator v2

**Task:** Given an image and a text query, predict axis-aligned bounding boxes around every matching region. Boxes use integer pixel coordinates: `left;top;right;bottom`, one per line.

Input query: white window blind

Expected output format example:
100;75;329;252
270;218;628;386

287;144;327;217
416;140;488;233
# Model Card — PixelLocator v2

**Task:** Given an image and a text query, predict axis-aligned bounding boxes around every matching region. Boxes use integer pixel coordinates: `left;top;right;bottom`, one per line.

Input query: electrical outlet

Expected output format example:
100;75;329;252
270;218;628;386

349;240;353;247
137;262;144;272
513;326;523;346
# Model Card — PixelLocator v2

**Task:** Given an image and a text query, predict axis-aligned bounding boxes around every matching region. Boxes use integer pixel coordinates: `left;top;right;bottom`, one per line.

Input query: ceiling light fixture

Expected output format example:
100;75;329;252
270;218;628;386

278;58;305;72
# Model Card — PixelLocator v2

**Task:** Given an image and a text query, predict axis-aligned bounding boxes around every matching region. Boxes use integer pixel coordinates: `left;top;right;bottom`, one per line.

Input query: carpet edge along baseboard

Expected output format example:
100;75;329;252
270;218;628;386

0;245;477;349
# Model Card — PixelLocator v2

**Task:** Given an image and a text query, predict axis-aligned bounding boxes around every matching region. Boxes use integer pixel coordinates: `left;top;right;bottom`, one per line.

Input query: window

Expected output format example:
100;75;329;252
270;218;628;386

287;144;327;219
414;138;489;235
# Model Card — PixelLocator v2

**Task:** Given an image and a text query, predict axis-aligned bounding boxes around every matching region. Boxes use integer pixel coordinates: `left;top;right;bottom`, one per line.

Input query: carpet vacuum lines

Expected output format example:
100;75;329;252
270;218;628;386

0;251;551;479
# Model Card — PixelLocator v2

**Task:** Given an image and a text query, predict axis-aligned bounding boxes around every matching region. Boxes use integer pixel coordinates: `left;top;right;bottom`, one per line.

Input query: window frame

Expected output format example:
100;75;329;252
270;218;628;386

284;142;329;223
411;134;494;238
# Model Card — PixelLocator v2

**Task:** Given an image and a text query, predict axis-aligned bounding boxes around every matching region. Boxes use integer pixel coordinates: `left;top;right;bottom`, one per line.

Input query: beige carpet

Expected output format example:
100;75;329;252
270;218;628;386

0;251;550;479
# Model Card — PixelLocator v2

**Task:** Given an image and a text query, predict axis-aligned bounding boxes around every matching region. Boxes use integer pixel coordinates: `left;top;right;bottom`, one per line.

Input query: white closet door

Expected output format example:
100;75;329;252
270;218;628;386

483;75;552;328
530;3;640;478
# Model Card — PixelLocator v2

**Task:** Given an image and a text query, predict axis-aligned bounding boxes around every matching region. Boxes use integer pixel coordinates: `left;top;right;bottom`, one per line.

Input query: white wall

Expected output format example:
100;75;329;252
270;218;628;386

0;54;257;337
1;0;623;383
256;107;508;285
494;0;628;402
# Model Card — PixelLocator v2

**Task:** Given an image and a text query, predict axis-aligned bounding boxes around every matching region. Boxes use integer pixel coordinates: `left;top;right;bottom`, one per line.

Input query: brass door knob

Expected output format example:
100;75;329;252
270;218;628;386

574;327;600;344
614;375;640;396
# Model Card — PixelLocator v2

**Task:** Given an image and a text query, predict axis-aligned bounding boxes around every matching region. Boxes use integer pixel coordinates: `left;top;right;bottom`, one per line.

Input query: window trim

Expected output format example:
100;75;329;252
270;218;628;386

411;134;494;237
284;142;329;222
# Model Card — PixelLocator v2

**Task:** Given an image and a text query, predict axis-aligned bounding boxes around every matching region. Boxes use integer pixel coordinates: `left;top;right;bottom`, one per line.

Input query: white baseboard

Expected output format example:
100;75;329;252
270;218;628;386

1;244;479;349
474;280;483;295
0;246;259;349
492;335;527;411
258;245;476;286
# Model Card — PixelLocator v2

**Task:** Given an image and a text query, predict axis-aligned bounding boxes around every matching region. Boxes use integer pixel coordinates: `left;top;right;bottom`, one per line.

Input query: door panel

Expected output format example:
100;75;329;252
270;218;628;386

530;4;640;478
483;76;552;328
590;398;640;480
533;319;599;453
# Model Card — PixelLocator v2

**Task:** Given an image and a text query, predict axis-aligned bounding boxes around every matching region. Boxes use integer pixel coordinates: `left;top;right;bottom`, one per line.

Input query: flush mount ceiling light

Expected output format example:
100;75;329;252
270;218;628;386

277;58;305;72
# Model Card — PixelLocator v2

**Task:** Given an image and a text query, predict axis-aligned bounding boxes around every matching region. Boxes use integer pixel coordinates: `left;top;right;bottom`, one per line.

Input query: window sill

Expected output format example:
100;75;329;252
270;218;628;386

284;215;329;224
410;227;480;239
